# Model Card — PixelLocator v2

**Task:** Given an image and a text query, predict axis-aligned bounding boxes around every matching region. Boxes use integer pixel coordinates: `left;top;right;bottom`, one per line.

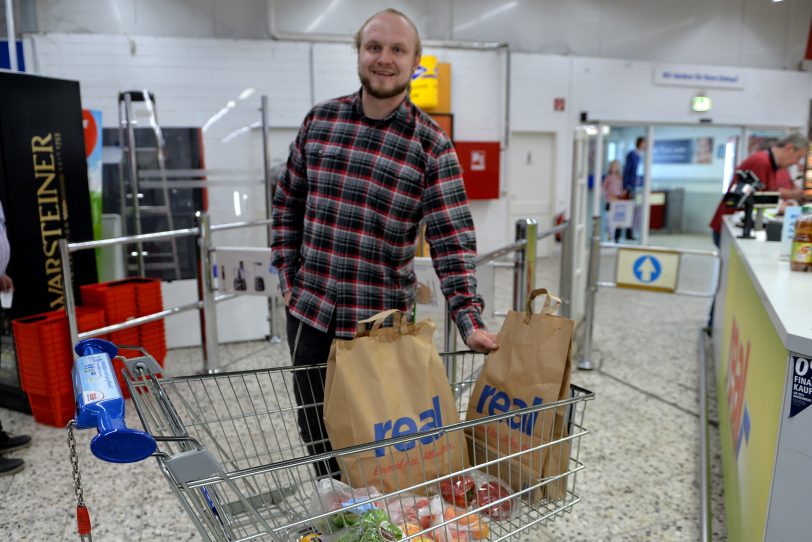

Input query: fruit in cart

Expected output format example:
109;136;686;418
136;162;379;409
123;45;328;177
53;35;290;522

417;501;432;529
463;517;489;540
439;475;476;507
475;480;514;520
401;522;421;536
445;506;490;540
454;511;478;526
428;525;469;542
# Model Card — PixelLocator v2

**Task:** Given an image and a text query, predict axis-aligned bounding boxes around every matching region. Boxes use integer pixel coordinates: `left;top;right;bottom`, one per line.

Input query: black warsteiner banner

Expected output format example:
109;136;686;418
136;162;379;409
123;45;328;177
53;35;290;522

0;72;97;319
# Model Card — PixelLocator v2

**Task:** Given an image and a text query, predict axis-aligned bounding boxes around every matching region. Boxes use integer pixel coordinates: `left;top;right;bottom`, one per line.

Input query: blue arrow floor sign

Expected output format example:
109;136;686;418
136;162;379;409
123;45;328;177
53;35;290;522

633;255;662;283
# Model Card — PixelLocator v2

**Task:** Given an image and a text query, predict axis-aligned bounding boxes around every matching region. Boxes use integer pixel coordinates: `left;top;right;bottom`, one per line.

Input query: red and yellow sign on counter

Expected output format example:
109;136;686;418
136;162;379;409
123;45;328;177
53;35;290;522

717;248;788;542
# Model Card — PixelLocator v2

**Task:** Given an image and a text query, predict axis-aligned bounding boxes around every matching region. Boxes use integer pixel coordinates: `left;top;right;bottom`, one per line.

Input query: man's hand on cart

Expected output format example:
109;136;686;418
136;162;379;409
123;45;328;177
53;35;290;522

465;330;498;353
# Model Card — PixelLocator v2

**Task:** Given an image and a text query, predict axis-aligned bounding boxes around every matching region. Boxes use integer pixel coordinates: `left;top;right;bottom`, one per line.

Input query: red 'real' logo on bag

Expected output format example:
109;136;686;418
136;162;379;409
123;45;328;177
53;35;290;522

727;318;751;458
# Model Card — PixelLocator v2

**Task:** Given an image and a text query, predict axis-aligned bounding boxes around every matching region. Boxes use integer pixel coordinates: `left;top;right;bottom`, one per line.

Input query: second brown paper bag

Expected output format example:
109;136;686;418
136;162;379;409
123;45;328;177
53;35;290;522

466;288;573;501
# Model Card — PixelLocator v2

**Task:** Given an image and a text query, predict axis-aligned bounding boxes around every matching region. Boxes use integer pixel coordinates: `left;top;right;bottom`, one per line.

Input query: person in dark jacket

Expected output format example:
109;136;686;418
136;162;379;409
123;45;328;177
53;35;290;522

621;136;647;241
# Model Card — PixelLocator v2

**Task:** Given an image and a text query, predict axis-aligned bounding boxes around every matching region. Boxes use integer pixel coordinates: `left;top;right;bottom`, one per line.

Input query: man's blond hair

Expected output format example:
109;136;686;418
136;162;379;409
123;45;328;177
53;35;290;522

353;8;422;57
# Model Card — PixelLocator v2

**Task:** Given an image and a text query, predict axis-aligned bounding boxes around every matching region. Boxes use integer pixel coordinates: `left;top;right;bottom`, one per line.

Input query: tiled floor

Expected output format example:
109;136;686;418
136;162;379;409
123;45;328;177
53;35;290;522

0;233;728;541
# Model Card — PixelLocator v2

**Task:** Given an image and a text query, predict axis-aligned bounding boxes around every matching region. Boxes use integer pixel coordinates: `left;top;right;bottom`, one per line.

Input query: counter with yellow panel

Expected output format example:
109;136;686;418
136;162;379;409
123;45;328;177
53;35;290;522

713;216;812;541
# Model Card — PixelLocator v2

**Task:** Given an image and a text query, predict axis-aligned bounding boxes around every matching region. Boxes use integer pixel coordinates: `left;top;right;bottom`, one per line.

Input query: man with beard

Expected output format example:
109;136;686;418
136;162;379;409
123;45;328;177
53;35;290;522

272;8;497;478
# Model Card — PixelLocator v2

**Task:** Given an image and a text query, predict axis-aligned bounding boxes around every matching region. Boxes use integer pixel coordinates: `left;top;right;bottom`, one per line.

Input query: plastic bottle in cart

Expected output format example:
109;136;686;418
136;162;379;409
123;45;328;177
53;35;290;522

790;213;812;272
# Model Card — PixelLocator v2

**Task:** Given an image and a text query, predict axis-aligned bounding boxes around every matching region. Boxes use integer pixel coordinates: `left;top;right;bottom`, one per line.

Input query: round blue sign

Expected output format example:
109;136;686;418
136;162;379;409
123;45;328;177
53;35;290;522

633;255;661;283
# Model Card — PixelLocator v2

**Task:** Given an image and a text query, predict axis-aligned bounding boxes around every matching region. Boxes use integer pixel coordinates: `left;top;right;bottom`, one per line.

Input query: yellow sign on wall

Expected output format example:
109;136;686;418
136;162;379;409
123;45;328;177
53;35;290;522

410;55;438;109
717;247;787;542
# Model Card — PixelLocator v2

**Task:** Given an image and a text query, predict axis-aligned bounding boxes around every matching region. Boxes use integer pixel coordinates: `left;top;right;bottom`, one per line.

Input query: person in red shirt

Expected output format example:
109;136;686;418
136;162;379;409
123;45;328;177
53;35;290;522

709;133;807;247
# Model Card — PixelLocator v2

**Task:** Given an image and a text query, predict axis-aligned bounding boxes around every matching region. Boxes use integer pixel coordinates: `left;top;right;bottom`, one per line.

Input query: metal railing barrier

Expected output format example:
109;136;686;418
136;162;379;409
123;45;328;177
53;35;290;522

444;219;569;393
577;236;721;371
61;214;567;376
59;213;273;373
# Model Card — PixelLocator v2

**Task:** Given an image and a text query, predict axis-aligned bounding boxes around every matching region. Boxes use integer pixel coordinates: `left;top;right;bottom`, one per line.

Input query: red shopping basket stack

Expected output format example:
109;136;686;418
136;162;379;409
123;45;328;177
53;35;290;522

80;278;167;397
13;307;106;427
131;278;167;364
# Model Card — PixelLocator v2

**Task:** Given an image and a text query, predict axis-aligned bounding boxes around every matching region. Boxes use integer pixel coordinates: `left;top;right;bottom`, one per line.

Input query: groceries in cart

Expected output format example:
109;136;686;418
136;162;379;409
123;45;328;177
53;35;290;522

438;472;518;521
307;478;397;541
307;476;508;542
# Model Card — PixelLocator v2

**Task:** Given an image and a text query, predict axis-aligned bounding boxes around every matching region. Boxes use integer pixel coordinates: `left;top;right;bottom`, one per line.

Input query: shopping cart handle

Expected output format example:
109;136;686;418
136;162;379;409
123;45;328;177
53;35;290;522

72;338;157;463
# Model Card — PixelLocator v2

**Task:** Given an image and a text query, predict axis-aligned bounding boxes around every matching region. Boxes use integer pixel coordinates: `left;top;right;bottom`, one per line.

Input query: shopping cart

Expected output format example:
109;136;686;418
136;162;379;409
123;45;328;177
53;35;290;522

114;349;593;542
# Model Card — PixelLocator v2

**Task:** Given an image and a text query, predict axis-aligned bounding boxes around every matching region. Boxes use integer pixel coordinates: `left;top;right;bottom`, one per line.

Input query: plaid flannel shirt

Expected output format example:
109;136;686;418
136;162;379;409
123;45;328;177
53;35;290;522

271;91;485;342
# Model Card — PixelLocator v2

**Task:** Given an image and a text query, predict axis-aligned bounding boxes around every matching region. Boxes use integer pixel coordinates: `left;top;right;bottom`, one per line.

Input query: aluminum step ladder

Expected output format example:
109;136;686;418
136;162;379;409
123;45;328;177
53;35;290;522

118;90;181;279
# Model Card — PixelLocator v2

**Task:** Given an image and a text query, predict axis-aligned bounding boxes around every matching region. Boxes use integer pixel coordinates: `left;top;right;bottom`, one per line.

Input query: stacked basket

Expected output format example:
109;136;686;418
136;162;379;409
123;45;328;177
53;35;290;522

79;278;167;397
13;308;106;426
12;278;168;425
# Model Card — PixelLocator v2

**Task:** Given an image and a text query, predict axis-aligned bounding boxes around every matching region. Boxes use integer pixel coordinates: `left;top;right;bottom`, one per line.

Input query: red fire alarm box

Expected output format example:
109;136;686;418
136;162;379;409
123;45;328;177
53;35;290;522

454;141;500;200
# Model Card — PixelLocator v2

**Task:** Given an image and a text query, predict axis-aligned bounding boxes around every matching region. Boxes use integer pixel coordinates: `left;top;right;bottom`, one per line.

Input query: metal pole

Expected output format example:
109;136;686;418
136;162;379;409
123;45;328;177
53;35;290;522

640;124;654;245
698;329;712;542
444;301;457;355
260;95;281;344
559;220;571;319
592;125;605;222
512;218;537;312
4;0;17;72
195;212;220;373
123;93;145;275
59;239;80;357
261;95;273;239
578;125;604;370
577;217;601;371
560;131;585;319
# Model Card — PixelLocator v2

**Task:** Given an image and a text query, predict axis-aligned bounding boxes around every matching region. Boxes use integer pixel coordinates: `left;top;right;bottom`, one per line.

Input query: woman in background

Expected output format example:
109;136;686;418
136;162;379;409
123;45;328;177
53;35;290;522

601;159;624;241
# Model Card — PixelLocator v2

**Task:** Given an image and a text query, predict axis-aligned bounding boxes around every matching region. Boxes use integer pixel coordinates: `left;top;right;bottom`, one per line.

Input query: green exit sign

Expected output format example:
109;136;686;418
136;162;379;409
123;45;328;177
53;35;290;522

691;95;712;112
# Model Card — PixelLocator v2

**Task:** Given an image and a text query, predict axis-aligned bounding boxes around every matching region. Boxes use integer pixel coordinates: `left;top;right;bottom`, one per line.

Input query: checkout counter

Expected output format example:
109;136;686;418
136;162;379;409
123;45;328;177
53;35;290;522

713;215;812;542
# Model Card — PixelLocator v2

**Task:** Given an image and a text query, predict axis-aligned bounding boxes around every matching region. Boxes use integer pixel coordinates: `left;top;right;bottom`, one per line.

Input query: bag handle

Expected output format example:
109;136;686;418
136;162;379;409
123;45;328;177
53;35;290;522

356;309;408;337
525;288;561;316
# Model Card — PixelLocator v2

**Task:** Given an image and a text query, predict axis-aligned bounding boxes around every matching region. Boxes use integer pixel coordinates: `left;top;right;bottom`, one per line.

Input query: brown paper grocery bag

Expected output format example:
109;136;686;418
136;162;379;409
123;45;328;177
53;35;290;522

465;288;573;501
324;310;467;494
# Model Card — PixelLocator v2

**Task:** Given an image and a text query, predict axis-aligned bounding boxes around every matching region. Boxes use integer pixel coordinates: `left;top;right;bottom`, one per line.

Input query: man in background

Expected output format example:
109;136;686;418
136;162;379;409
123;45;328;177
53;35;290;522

709;133;808;247
622;136;647;241
706;133;808;330
272;8;498;478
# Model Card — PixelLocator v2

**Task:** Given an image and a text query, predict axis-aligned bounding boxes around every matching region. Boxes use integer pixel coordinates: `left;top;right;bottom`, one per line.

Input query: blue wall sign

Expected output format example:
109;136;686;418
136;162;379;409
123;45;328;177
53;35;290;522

0;41;25;71
653;139;693;164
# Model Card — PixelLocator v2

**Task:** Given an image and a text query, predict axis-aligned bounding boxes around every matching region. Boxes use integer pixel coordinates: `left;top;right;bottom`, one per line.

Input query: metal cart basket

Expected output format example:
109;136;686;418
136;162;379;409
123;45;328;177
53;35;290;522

122;351;594;542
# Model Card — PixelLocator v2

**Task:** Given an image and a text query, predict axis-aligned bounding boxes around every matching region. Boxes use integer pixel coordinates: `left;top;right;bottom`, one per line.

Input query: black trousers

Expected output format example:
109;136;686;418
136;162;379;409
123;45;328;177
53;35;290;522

286;310;340;479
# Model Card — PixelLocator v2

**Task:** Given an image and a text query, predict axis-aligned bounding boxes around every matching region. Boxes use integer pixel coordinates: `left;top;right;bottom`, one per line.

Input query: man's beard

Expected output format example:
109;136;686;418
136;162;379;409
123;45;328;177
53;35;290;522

359;72;410;100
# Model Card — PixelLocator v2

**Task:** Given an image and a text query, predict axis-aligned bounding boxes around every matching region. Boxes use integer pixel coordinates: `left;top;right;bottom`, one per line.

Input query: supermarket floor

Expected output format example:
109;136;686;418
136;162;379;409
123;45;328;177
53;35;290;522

0;233;727;541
